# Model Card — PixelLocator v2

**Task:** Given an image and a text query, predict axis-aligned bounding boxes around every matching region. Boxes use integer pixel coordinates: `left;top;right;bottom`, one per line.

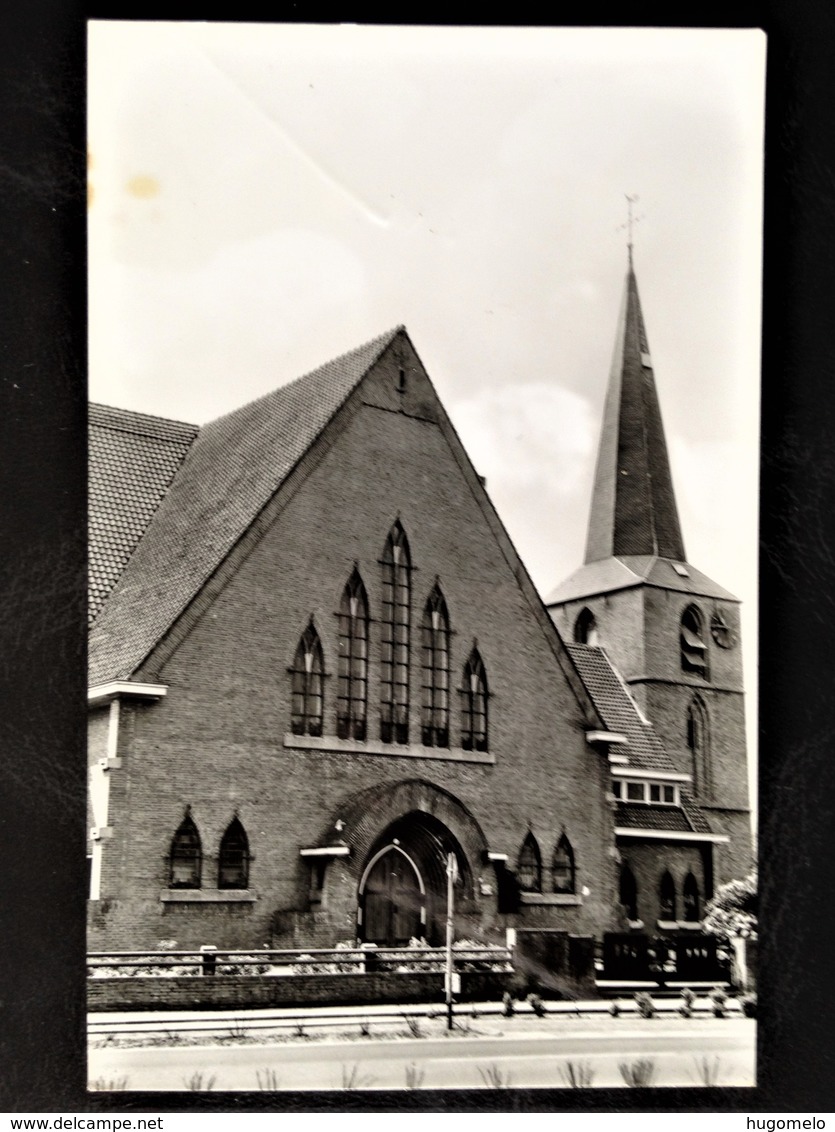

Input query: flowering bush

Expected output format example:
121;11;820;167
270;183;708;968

703;871;758;938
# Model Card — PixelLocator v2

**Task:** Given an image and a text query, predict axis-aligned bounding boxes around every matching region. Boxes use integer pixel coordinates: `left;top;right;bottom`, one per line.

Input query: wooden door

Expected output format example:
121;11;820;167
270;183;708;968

363;848;423;945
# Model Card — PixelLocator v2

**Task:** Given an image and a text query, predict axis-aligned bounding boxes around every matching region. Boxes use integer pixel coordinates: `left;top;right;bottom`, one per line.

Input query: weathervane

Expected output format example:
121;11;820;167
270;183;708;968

617;193;644;266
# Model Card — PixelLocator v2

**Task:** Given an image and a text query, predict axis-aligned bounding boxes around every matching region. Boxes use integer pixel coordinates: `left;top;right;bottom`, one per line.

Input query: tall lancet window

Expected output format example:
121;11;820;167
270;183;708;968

218;817;250;890
337;569;369;741
421;584;450;747
290;622;324;737
461;648;489;752
680;605;709;678
517;832;542;893
659;870;677;921
380;522;411;744
169;812;201;889
551;833;576;894
687;695;712;800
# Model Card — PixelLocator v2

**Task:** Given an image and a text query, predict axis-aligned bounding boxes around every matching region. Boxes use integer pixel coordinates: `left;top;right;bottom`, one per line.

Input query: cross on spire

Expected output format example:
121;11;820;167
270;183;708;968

618;194;643;267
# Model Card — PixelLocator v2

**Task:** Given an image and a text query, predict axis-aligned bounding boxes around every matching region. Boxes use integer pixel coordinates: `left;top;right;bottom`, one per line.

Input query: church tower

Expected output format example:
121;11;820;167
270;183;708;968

547;251;753;884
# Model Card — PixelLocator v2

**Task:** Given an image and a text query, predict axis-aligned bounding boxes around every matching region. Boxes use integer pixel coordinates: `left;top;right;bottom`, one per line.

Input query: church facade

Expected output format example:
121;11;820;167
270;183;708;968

87;260;752;958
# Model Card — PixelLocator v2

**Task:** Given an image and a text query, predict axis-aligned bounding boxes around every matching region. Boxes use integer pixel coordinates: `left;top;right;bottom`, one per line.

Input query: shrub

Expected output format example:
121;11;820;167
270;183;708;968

341;1064;376;1090
528;993;547;1017
402;1014;423;1038
183;1072;216;1091
709;986;728;1018
740;993;757;1018
502;991;515;1017
680;987;696;1008
609;1001;620;1018
691;1057;722;1086
634;992;655;1019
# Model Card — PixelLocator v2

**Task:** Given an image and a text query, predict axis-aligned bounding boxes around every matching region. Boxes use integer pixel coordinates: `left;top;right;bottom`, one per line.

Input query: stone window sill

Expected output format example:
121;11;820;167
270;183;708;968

284;733;494;765
519;893;582;906
160;890;257;903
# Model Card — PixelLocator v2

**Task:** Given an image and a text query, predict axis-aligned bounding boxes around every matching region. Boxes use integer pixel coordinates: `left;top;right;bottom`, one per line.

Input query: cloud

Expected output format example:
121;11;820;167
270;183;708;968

448;381;596;497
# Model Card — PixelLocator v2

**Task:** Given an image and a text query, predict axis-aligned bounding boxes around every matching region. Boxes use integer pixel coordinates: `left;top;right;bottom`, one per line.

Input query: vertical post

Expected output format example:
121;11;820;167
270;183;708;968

445;852;455;1032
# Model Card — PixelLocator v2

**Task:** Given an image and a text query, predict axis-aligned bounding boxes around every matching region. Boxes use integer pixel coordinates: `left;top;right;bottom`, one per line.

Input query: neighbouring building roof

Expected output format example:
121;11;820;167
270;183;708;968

89;404;199;624
584;257;685;564
566;642;713;837
89;326;402;685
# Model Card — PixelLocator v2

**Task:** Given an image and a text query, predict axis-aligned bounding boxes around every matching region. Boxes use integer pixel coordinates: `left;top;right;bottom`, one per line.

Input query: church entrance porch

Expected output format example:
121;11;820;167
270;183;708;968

357;812;470;947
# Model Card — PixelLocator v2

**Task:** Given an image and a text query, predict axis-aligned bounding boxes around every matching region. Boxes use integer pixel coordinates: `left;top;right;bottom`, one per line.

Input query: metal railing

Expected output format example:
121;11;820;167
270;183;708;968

87;944;513;978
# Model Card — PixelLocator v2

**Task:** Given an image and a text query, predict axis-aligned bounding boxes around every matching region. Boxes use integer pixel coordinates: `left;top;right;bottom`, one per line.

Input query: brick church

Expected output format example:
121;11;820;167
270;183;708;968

87;255;752;955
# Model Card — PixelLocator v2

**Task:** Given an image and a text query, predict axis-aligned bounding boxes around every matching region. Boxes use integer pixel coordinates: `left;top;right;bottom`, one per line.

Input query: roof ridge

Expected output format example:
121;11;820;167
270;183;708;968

90;403;199;435
203;325;404;430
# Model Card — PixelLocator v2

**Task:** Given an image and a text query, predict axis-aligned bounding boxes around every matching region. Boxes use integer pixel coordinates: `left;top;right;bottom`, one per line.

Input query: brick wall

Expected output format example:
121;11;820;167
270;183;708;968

87;970;512;1012
90;340;618;952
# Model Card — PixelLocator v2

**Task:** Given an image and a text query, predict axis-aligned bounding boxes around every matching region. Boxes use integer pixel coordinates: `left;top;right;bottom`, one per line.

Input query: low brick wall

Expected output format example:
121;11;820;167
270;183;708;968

87;970;512;1012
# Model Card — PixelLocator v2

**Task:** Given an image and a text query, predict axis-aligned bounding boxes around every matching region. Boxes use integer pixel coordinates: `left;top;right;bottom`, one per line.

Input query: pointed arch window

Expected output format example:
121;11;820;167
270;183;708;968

687;696;712;800
574;607;599;646
169;813;201;889
517;832;542;893
659;870;677;920
681;605;708;678
337;569;369;741
421;584;450;747
683;872;700;922
461;648;488;752
551;833;576;894
290;622;324;737
380;522;411;744
218;818;250;890
619;864;638;921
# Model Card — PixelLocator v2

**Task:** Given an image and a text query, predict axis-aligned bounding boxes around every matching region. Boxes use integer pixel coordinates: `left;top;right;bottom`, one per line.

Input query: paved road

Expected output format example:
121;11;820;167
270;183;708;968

89;1021;755;1091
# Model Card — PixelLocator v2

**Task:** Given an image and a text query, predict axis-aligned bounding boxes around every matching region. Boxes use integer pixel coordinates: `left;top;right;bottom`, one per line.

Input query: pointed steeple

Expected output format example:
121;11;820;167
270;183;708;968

584;257;685;564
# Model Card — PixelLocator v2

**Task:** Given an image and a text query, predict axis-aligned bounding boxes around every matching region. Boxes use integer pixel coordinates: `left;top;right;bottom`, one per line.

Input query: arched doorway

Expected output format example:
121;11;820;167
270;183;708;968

357;811;471;946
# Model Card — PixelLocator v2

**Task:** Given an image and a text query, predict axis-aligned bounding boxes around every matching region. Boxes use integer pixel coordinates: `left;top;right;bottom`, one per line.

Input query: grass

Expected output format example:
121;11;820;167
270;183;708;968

183;1071;217;1091
618;1059;657;1088
691;1056;722;1086
89;1077;129;1092
404;1062;426;1089
479;1063;513;1089
255;1068;281;1091
341;1063;377;1090
559;1060;596;1088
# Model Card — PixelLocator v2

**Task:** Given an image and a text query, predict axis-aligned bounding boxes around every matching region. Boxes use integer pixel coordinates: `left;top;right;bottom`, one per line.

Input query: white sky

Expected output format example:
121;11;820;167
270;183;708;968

88;22;764;801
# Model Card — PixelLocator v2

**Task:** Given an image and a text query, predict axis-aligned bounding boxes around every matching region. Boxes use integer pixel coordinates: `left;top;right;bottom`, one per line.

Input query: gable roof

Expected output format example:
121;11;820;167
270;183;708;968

89;404;198;624
89;327;401;685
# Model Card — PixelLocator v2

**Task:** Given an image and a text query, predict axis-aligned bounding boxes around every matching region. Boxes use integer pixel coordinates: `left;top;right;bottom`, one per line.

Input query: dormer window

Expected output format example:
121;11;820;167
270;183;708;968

612;778;678;805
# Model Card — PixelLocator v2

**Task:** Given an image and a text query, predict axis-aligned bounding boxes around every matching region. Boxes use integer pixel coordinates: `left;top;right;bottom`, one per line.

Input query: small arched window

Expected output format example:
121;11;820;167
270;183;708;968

659;870;677;920
687;696;712;800
218;818;250;890
381;522;412;744
551;833;576;894
619;864;638;921
169;813;201;889
574;607;599;646
680;605;708;678
683;872;700;922
461;648;489;752
290;622;324;737
337;569;369;741
421;584;450;747
517;832;542;893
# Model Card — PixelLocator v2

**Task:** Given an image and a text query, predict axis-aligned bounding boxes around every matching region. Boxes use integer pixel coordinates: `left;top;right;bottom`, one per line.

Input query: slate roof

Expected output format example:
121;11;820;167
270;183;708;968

89;405;198;624
585;260;685;563
614;803;692;832
545;554;738;606
89;326;402;685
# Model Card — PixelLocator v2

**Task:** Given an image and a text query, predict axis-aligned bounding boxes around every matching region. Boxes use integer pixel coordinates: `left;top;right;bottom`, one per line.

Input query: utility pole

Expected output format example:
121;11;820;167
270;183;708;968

445;852;456;1032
